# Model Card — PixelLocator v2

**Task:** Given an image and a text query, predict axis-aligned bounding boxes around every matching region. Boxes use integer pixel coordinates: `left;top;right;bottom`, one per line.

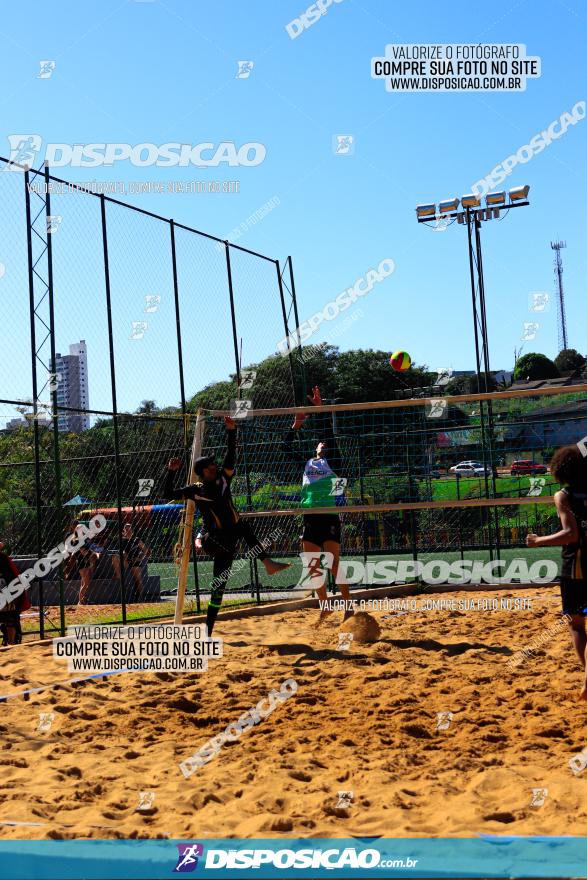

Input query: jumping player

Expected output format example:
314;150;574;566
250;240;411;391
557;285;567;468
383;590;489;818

526;444;587;700
285;386;354;624
163;416;289;635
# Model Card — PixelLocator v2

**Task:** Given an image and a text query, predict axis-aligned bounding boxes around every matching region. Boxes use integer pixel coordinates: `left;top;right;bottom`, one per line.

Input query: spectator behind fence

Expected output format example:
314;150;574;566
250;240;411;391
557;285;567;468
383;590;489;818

63;520;97;606
0;541;31;646
88;524;114;577
112;523;151;600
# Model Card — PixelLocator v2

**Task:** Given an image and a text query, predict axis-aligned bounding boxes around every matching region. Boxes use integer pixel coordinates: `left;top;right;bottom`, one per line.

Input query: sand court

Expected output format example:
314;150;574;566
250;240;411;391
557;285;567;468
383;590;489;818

1;586;587;841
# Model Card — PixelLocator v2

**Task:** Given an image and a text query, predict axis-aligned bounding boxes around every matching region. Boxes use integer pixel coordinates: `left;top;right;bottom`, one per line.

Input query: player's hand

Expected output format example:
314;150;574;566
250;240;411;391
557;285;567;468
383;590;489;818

526;533;539;547
292;386;322;429
168;457;182;471
195;535;203;551
308;386;322;407
224;416;236;431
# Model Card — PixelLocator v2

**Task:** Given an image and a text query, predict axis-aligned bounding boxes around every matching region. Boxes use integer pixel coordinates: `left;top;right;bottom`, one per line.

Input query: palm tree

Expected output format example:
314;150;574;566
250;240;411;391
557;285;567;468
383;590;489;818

136;400;159;416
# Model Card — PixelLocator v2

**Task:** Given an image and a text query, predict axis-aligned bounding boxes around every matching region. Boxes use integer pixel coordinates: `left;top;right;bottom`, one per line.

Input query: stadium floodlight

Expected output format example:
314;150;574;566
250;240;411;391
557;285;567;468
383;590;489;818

509;184;530;202
438;198;459;213
485;191;506;206
416;183;532;508
416;203;436;218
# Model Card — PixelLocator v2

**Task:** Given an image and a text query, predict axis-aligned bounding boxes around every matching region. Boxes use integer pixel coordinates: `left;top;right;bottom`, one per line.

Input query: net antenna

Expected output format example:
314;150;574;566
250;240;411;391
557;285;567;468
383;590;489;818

174;409;205;625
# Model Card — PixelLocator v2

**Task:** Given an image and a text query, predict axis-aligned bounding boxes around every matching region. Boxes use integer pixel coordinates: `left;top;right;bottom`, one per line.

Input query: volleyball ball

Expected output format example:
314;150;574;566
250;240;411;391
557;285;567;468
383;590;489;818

390;350;411;372
339;612;380;644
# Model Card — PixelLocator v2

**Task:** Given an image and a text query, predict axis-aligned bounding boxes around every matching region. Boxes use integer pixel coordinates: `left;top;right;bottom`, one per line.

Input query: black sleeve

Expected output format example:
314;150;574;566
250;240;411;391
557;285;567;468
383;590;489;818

222;428;237;476
163;468;198;501
282;427;310;469
282;416;343;473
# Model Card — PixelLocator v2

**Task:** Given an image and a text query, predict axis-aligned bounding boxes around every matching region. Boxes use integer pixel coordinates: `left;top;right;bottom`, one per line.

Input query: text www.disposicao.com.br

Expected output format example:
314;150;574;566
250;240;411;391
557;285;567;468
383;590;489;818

69;657;203;672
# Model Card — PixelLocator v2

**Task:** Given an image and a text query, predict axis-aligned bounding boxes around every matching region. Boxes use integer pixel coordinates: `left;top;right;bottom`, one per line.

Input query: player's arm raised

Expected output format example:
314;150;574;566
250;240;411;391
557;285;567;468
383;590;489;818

284;386;321;463
163;457;198;501
222;416;237;478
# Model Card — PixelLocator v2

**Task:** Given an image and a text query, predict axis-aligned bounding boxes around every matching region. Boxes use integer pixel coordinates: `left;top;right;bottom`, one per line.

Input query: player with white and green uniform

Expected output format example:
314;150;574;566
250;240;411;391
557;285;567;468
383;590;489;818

284;387;353;623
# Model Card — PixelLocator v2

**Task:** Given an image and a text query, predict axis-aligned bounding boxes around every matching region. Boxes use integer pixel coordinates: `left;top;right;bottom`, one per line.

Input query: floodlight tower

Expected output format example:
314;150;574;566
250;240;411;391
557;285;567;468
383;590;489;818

415;185;530;393
414;185;531;561
551;240;568;352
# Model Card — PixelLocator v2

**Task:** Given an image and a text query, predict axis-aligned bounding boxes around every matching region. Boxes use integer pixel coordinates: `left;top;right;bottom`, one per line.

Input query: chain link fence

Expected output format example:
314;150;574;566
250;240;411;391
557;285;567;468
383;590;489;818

0;158;299;639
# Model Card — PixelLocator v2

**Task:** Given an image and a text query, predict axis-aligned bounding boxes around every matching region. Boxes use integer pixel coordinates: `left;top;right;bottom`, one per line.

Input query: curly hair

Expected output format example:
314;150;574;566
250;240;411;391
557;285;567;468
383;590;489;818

550;444;587;488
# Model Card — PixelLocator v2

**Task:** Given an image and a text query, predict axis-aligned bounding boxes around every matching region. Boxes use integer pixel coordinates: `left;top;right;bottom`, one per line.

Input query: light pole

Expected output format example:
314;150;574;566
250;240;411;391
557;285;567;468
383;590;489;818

415;185;530;558
415;185;530;393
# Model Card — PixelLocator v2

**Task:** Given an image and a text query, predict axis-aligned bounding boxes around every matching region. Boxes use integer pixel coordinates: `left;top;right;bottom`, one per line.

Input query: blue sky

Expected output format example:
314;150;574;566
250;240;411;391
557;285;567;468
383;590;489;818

0;0;585;419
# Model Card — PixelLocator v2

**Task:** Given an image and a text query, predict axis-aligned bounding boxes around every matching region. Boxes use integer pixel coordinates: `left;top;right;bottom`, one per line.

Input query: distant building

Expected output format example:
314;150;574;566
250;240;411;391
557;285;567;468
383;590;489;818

509;374;586;392
55;340;90;432
434;369;512;387
505;398;587;454
4;411;51;430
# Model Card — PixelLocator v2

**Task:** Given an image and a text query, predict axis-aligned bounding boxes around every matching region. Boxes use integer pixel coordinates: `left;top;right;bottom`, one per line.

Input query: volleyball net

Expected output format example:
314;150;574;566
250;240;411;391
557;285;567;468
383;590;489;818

169;382;587;619
3;382;587;636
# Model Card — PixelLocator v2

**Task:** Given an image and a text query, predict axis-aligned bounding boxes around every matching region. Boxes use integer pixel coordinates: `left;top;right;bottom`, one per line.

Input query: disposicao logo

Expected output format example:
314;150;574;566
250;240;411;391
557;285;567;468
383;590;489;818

174;843;204;873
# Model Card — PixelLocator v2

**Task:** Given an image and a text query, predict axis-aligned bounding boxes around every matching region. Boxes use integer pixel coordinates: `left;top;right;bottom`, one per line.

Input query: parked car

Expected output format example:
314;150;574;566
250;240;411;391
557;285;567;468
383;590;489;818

449;460;491;477
510;459;548;476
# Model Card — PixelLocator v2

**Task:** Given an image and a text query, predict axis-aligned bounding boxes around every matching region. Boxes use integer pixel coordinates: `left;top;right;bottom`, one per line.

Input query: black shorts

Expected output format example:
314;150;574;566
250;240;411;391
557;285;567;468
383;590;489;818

66;553;93;578
126;555;143;568
0;611;21;645
559;577;587;616
200;528;243;560
302;514;341;546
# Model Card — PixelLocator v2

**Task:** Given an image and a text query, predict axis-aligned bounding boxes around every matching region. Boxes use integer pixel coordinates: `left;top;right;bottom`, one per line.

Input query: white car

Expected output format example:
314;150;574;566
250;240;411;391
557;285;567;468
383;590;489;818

449;460;491;477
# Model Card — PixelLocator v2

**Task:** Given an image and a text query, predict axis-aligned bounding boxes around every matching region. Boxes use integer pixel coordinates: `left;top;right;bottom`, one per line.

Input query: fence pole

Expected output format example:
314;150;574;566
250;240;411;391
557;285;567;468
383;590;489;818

285;256;306;404
456;474;465;561
24;170;46;638
44;163;66;635
224;243;260;603
358;444;368;568
100;196;127;624
170;220;200;613
405;429;420;584
276;259;297;404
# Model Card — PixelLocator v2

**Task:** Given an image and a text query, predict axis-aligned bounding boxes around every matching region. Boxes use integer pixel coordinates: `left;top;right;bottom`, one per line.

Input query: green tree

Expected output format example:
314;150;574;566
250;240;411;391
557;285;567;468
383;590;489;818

335;349;435;403
189;379;238;412
136;400;159;415
554;348;586;374
513;353;559;381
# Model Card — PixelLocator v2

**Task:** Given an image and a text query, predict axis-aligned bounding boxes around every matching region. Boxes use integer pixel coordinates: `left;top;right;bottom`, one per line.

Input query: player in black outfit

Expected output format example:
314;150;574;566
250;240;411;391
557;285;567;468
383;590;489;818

526;443;587;700
163;416;289;635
